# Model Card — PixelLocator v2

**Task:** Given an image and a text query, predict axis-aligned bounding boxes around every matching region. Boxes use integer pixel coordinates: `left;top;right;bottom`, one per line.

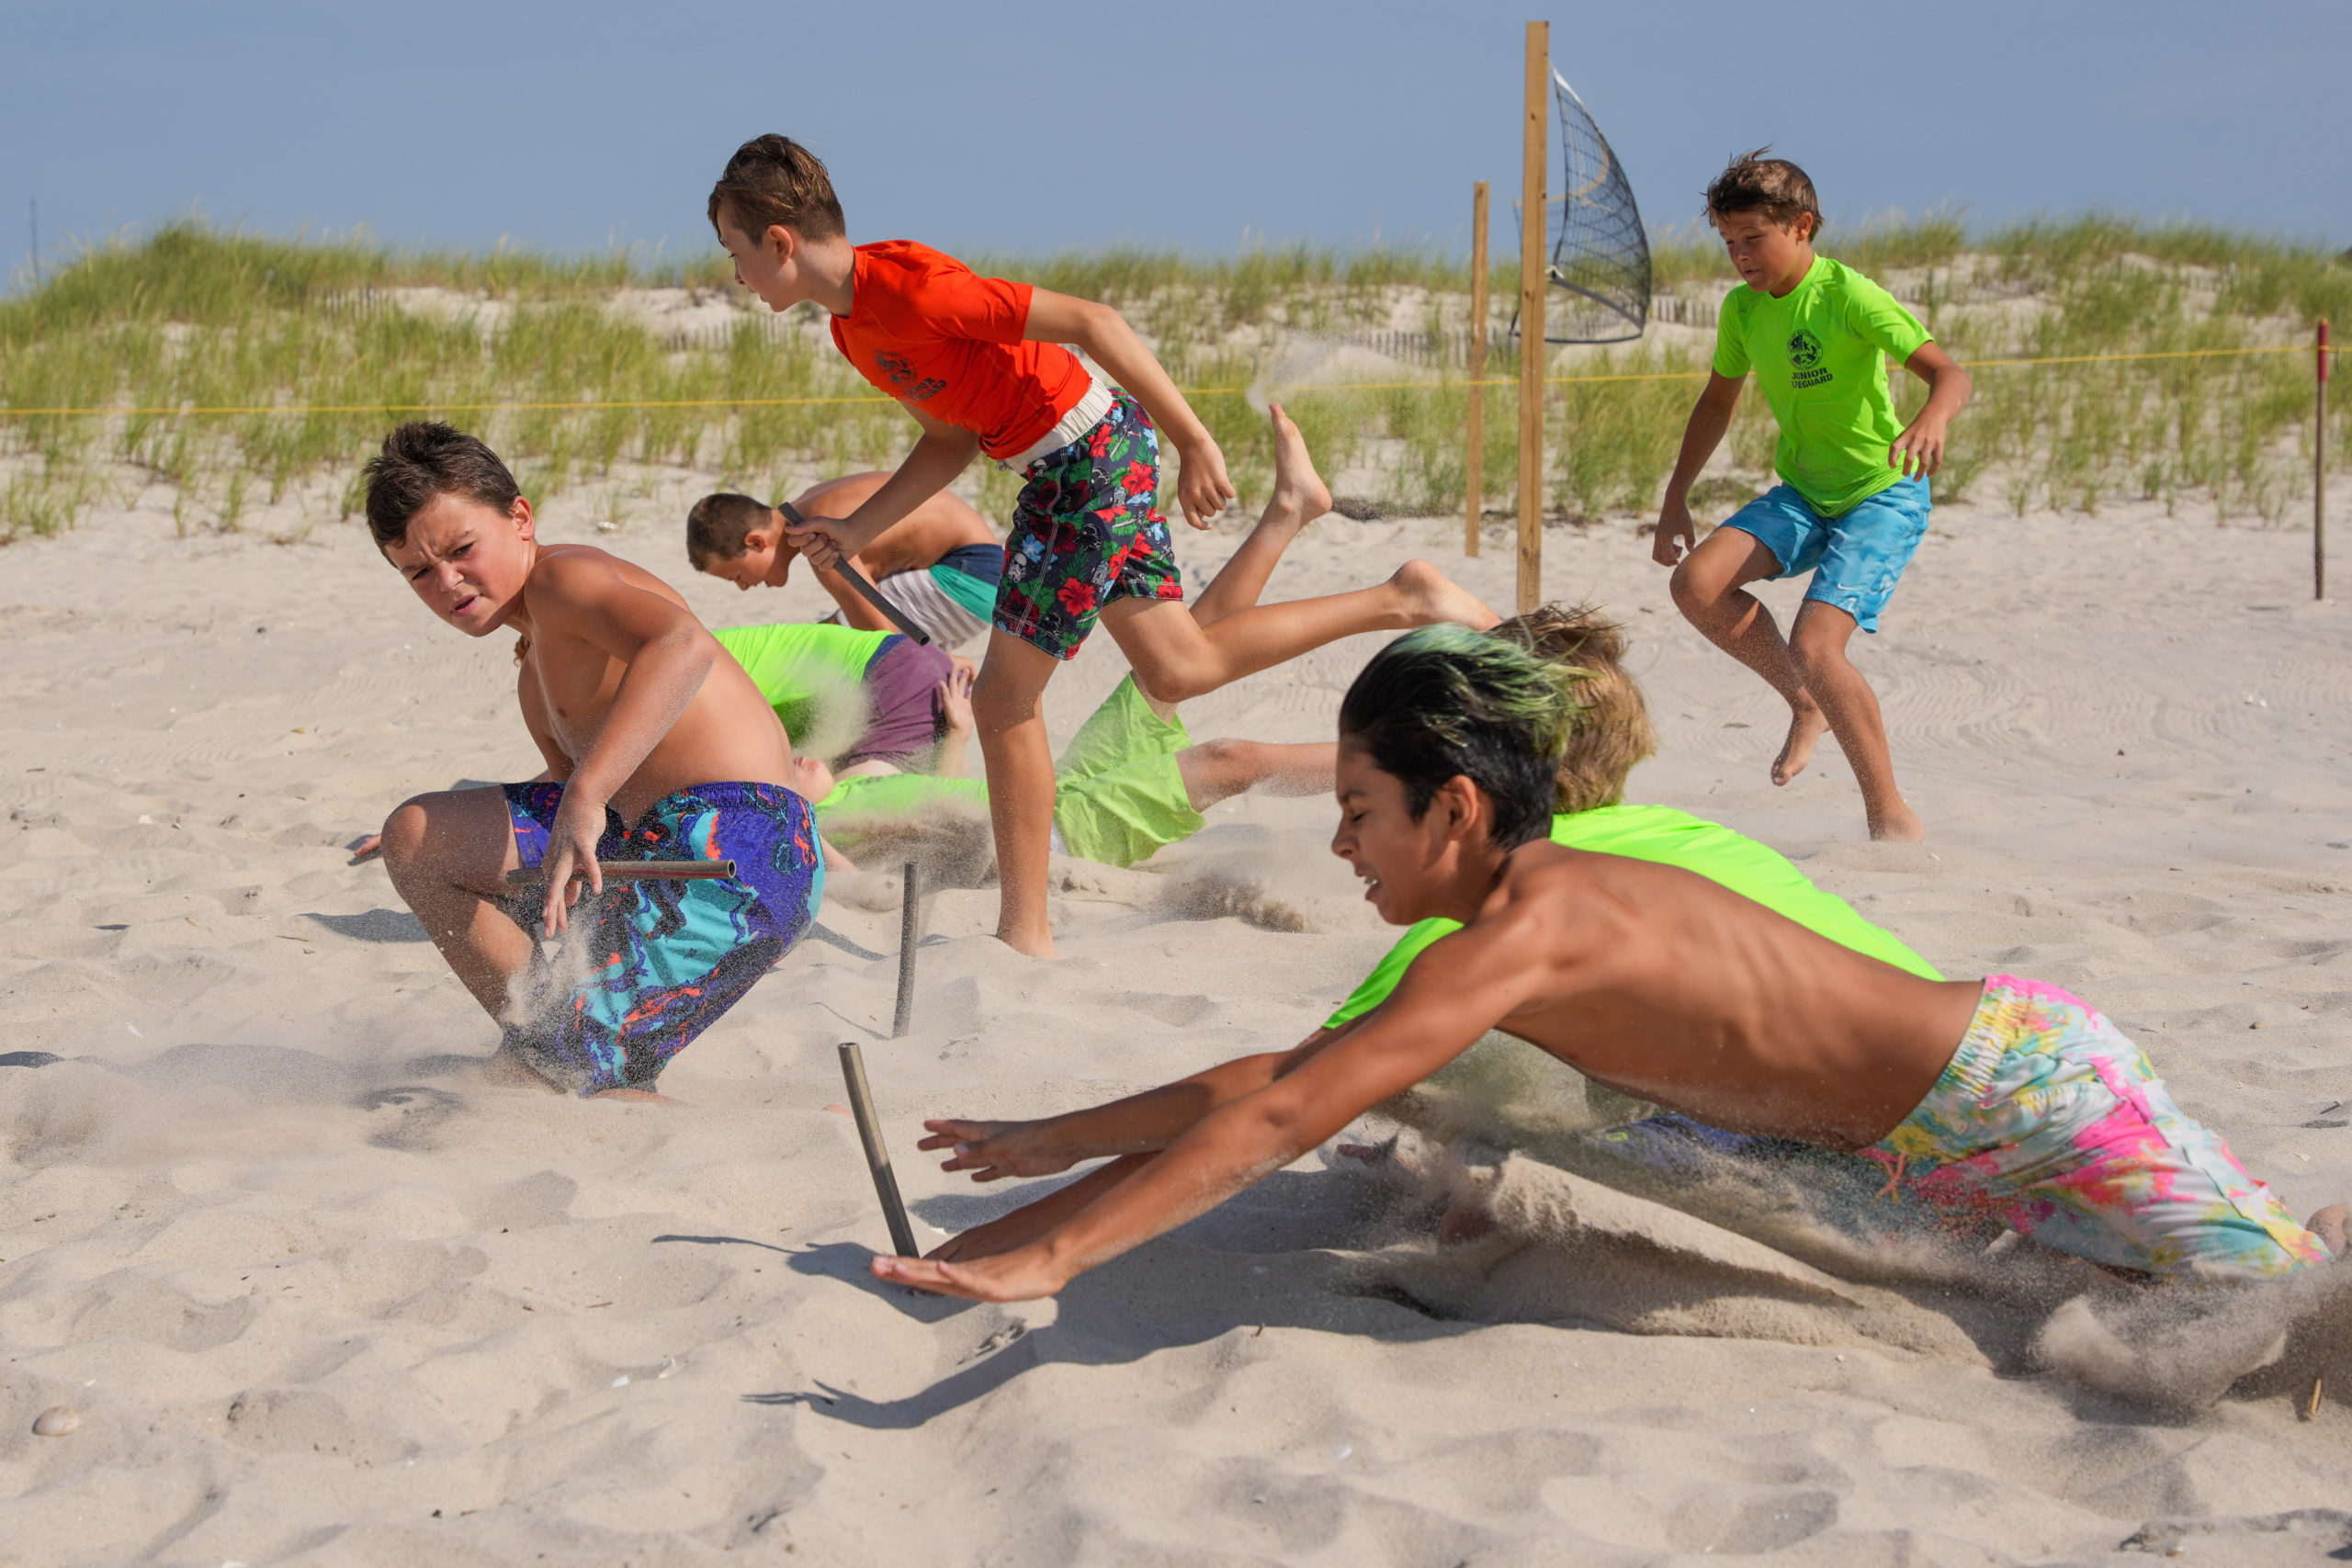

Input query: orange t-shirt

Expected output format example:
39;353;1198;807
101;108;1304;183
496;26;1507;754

829;241;1091;460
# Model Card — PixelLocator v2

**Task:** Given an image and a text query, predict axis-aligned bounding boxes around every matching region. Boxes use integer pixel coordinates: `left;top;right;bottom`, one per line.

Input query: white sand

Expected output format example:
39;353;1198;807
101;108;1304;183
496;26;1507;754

4;485;2351;1564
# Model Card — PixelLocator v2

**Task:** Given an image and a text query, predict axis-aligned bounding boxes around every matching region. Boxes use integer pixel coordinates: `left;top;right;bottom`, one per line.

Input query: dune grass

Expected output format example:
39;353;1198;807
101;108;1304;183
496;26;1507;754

1;217;2344;544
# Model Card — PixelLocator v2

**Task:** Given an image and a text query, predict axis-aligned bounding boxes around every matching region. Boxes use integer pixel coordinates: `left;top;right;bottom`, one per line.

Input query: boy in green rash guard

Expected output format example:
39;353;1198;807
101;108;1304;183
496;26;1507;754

785;664;1332;874
1652;150;1972;845
910;604;1943;1217
709;619;959;773
782;425;1358;871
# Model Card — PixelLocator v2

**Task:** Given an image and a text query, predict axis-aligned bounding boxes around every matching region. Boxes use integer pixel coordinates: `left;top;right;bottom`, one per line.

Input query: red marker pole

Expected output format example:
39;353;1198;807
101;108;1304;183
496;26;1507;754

2318;319;2330;603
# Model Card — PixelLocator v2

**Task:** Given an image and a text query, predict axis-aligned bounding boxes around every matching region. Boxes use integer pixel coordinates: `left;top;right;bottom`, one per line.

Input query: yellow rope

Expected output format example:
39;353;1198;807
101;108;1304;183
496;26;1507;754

0;341;2335;419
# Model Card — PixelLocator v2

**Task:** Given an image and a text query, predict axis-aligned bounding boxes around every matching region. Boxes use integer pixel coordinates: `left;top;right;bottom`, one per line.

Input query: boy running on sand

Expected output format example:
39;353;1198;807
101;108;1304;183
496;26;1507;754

688;476;1002;649
707;135;1495;956
1652;151;1971;842
365;423;823;1100
785;414;1359;870
876;629;2342;1301
913;604;1943;1230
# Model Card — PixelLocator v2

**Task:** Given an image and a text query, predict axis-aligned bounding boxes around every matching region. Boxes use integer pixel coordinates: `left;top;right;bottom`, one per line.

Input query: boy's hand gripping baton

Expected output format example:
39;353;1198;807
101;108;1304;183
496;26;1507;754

776;500;932;646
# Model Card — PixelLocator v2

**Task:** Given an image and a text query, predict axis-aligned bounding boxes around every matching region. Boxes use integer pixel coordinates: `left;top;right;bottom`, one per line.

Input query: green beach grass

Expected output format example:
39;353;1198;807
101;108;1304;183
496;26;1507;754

2;218;2345;543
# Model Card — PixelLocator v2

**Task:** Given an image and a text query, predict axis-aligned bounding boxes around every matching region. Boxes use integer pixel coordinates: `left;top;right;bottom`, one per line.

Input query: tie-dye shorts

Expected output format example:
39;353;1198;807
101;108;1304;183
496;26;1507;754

502;781;823;1096
1870;975;2332;1278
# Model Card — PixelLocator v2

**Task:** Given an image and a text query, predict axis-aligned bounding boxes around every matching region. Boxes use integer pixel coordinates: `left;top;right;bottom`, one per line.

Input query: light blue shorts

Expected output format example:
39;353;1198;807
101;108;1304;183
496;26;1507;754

1722;476;1930;634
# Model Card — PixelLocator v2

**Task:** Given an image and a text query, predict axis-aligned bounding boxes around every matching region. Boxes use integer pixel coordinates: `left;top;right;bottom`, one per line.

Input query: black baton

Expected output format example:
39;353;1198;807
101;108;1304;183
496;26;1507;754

777;500;931;645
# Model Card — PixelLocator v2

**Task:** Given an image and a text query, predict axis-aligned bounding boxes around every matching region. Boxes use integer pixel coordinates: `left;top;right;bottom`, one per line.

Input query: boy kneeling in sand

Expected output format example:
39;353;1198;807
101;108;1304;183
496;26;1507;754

878;628;2342;1300
366;423;823;1100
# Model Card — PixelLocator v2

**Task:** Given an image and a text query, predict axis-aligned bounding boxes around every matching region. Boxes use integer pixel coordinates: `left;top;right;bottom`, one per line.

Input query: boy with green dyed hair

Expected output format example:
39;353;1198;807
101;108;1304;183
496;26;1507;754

878;628;2341;1303
1652;150;1972;843
912;604;1945;1217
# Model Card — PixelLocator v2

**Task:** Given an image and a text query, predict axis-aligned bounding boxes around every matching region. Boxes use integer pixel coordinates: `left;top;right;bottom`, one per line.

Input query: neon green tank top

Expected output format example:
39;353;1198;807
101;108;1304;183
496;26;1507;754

1322;802;1939;1030
712;622;892;743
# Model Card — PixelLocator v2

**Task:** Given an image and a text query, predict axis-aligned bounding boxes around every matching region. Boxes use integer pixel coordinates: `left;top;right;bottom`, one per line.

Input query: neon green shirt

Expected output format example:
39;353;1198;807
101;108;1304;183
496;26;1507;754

1713;256;1932;516
711;622;892;743
819;773;989;818
811;677;1200;870
1323;802;1939;1031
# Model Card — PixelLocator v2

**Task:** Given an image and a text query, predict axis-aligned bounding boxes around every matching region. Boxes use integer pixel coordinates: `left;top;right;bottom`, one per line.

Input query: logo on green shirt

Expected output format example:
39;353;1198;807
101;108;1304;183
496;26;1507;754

1787;329;1832;389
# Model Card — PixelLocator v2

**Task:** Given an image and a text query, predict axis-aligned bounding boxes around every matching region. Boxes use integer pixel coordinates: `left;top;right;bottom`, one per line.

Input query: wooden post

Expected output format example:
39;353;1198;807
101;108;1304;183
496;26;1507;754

1516;20;1549;613
2319;318;2330;602
1465;181;1490;558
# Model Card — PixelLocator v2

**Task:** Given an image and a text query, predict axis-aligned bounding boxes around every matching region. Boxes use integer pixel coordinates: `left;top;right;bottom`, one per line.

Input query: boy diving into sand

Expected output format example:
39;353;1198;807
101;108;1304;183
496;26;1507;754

364;423;823;1100
707;134;1495;957
912;602;1944;1219
709;619;960;774
688;476;1003;649
876;628;2342;1300
1652;151;1971;843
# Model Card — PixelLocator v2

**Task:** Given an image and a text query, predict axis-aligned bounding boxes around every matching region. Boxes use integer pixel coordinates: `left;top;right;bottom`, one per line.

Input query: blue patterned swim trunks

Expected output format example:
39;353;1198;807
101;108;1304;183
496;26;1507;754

502;780;823;1095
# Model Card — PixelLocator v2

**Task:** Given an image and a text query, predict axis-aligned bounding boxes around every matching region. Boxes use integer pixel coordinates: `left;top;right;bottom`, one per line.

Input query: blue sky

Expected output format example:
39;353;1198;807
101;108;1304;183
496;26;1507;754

5;0;2346;276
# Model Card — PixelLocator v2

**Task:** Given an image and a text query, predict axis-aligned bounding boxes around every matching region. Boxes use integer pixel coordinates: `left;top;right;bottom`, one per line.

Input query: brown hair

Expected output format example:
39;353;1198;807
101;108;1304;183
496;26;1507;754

707;135;845;243
362;421;521;550
1703;148;1823;242
1488;602;1657;813
685;491;777;569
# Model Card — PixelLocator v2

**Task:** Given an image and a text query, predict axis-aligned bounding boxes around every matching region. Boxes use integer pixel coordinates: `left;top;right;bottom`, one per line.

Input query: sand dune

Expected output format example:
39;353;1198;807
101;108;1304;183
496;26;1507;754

3;484;2350;1564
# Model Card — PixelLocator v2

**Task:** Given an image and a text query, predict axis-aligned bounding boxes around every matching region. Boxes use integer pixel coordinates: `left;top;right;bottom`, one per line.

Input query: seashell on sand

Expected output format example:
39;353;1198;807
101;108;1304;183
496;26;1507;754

32;1404;80;1437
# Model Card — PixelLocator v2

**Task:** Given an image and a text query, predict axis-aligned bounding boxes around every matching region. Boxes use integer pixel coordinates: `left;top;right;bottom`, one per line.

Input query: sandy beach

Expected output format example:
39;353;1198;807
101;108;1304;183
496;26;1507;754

4;482;2351;1565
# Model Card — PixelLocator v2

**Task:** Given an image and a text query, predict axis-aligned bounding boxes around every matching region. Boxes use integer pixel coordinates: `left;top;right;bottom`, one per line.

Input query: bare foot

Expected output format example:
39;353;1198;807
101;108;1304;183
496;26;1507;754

481;1043;564;1094
593;1086;683;1105
1866;799;1928;843
1437;1203;1496;1247
2309;1202;2347;1258
1772;702;1829;786
996;926;1058;960
1392;559;1501;631
1261;402;1332;530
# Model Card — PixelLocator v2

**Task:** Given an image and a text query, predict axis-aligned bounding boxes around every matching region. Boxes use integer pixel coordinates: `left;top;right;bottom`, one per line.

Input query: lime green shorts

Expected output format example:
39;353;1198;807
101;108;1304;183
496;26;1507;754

1051;675;1204;868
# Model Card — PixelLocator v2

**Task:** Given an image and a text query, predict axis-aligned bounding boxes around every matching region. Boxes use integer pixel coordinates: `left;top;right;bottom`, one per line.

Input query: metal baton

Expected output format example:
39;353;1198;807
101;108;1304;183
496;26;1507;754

776;500;932;645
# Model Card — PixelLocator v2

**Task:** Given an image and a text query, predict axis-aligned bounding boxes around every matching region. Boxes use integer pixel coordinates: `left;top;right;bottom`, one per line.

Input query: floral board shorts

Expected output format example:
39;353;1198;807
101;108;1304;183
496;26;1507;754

1869;975;2332;1279
502;781;823;1096
997;391;1183;660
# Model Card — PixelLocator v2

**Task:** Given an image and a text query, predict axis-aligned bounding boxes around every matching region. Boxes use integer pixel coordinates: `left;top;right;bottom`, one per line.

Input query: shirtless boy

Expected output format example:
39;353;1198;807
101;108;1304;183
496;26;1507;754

707;134;1494;957
688;476;1002;648
366;423;823;1100
877;628;2341;1300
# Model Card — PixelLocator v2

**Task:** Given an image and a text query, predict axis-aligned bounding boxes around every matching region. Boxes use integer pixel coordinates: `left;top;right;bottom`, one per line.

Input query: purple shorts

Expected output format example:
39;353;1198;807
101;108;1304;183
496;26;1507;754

838;635;956;770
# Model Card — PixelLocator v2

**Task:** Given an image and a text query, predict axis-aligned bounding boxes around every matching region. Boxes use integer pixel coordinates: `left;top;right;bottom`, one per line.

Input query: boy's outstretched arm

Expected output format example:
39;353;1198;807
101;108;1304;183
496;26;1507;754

1651;371;1746;568
876;959;1510;1300
786;403;979;570
1889;343;1971;479
526;554;720;937
919;1026;1352;1182
1023;291;1235;529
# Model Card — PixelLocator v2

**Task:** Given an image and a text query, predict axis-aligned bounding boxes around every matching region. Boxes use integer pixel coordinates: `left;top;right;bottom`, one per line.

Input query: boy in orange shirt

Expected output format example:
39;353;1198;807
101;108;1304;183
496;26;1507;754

708;135;1495;956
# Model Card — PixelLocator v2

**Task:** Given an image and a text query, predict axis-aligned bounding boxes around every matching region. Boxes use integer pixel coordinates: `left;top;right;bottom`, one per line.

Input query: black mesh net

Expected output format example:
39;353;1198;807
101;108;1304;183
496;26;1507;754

1539;69;1650;344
